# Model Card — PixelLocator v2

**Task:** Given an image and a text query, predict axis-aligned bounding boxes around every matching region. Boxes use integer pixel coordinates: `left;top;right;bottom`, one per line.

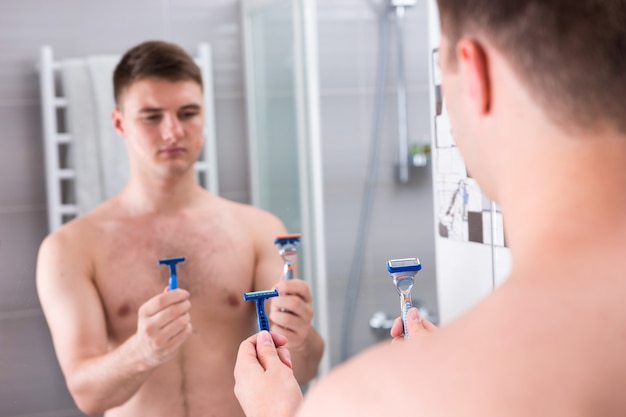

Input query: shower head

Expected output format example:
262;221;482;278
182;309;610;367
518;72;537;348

390;0;417;8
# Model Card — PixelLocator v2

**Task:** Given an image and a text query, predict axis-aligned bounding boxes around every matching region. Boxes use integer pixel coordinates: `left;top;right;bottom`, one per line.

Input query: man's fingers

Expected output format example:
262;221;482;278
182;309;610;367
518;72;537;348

421;317;438;332
273;280;312;303
140;289;190;317
235;334;265;380
390;308;438;340
270;331;288;348
276;346;293;369
405;307;437;338
256;331;284;371
390;316;404;338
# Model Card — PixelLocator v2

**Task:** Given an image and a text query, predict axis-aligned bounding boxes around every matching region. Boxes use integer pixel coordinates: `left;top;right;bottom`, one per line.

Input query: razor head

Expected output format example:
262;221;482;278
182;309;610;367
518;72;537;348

158;257;186;266
158;257;186;291
275;233;301;266
274;233;302;245
387;257;422;274
242;289;280;301
243;289;279;332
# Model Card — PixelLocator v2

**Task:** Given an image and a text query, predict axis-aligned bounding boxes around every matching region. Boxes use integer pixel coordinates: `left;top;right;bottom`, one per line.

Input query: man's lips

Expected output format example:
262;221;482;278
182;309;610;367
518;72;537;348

159;147;186;155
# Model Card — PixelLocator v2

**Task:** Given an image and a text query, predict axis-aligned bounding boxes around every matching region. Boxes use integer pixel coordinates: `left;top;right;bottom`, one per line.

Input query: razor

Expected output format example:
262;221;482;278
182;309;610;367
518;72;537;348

243;289;279;331
158;257;186;290
387;257;422;339
274;233;301;280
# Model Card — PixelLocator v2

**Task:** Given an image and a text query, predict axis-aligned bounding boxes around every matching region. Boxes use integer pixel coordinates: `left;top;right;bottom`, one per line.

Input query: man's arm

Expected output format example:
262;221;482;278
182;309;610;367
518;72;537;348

269;278;324;384
251;213;324;385
36;230;192;415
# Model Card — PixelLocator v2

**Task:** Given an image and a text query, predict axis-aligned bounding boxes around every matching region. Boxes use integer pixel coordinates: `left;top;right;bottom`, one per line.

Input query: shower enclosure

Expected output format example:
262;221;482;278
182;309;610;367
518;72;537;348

242;0;439;368
241;0;330;374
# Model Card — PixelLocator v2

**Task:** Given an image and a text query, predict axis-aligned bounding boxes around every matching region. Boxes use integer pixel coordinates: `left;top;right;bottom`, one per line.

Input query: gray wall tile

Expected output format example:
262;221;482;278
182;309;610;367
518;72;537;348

0;209;48;312
0;314;77;417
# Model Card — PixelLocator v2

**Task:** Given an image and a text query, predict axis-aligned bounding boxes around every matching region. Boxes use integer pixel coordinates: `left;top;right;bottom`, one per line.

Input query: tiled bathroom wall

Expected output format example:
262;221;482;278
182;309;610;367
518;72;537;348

0;0;436;415
0;1;248;415
316;0;436;365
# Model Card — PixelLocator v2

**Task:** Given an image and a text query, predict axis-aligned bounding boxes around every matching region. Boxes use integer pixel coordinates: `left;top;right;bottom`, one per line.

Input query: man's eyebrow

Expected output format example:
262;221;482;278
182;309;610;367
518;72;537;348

138;104;201;114
139;107;163;114
180;104;201;111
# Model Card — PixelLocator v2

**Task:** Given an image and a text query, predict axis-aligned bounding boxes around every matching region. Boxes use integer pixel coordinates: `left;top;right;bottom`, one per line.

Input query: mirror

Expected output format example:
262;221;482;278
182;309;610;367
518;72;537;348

0;1;436;415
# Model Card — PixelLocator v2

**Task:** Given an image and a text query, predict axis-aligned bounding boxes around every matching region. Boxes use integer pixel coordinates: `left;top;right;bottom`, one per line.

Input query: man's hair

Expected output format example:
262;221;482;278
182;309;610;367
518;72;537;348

113;40;203;105
436;0;626;134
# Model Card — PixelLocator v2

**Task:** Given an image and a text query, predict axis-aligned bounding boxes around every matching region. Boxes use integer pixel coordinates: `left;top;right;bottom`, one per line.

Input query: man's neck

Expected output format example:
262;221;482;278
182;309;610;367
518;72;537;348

498;129;626;276
119;170;204;216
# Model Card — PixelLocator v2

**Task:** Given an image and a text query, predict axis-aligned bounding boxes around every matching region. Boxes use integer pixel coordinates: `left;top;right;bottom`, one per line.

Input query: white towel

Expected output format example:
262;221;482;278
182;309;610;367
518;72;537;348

86;56;129;201
60;55;129;214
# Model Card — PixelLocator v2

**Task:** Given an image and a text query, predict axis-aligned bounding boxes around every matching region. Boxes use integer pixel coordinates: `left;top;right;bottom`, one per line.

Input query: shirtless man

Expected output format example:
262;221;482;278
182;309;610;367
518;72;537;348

233;0;626;416
36;40;323;417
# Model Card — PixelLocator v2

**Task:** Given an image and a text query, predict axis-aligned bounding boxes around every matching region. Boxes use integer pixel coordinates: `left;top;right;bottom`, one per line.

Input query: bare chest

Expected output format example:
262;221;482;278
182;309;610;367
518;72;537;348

90;216;256;341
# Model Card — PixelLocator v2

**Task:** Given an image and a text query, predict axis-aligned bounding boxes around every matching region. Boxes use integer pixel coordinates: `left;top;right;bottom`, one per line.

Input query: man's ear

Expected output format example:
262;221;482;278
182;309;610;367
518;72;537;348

111;107;126;138
457;39;491;115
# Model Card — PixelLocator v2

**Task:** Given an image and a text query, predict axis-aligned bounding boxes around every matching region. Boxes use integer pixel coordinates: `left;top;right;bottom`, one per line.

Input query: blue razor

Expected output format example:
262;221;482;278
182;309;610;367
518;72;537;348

243;289;279;331
158;257;186;290
274;233;301;280
387;257;422;339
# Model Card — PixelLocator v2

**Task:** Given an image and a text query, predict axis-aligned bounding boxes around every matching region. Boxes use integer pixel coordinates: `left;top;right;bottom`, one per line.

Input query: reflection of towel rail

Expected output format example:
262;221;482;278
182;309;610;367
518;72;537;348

60;205;79;215
39;44;219;232
58;170;76;180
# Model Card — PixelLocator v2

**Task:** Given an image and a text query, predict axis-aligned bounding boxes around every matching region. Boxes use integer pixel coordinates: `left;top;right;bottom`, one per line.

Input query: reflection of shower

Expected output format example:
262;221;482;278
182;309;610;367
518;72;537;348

439;179;469;239
340;0;417;362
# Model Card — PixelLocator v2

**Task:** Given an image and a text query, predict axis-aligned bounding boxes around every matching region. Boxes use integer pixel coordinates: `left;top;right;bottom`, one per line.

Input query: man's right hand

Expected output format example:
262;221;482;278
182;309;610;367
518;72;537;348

234;331;303;417
135;288;193;367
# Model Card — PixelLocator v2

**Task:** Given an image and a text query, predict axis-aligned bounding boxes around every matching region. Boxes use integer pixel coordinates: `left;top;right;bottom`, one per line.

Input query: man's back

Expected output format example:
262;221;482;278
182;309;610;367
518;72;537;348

300;248;626;416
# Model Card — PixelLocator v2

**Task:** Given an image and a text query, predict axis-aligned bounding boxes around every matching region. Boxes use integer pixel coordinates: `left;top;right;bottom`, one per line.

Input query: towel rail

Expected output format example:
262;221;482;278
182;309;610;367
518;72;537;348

39;44;219;232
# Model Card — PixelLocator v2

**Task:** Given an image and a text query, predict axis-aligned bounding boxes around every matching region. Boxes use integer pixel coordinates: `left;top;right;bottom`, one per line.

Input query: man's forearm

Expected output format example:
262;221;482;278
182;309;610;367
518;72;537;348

64;334;155;415
290;330;324;385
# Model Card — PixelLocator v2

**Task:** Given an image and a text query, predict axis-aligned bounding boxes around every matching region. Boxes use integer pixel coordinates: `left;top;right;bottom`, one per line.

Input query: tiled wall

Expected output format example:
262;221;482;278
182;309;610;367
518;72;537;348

0;0;436;415
316;0;437;365
0;1;247;416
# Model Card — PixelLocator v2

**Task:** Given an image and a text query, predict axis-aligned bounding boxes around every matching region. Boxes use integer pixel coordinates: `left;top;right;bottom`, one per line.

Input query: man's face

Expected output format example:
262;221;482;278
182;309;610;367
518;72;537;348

113;78;205;179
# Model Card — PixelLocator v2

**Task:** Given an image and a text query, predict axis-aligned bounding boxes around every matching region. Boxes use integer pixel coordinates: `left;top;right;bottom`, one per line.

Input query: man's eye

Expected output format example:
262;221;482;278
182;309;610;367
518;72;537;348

179;111;199;120
144;114;161;122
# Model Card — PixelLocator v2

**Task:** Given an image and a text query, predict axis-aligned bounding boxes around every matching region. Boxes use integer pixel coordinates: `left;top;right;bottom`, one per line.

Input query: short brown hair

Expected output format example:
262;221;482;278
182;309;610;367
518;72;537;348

113;40;203;105
436;0;626;134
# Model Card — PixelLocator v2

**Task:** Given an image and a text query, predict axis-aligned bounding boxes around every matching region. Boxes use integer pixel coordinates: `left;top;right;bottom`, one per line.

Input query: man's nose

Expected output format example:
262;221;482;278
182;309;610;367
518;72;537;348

161;113;183;142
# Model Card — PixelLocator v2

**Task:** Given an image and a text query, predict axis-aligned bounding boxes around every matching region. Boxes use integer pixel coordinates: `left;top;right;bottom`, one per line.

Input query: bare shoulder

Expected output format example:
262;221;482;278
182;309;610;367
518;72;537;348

298;341;430;417
299;280;626;417
220;198;286;236
36;209;108;290
297;316;495;417
38;218;90;264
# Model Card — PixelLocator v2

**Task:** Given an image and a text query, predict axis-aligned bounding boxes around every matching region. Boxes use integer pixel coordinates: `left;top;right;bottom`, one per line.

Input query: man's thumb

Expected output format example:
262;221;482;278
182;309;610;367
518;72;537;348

256;331;280;370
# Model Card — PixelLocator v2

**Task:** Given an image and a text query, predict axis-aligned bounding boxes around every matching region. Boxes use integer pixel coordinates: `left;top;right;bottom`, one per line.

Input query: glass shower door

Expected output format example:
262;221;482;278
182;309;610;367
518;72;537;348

242;0;330;375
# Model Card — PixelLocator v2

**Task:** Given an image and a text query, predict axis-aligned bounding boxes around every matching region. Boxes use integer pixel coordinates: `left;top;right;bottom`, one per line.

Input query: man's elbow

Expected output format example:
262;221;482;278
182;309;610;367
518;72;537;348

66;377;107;416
